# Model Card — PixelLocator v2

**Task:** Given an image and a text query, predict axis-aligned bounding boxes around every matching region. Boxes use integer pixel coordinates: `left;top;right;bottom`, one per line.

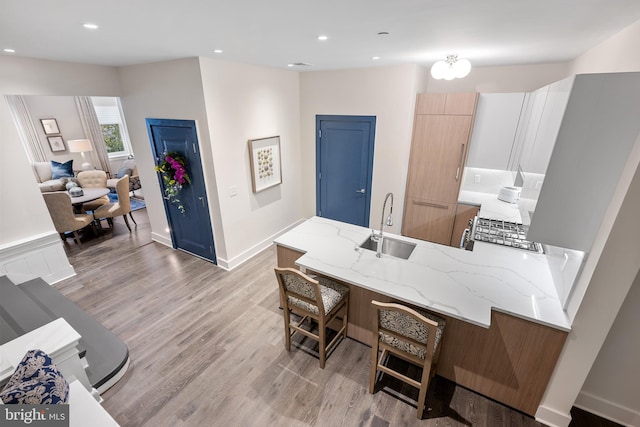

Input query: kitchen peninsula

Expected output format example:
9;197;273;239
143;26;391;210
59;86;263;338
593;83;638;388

274;216;570;416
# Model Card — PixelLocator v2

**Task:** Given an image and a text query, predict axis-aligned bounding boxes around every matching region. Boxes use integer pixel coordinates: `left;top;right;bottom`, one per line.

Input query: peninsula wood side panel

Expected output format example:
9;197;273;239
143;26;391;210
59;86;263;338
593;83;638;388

436;311;568;416
276;245;304;269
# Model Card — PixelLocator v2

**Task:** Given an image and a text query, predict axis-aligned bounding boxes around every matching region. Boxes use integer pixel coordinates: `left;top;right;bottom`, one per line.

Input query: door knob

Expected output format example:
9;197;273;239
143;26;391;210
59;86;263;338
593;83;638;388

356;189;366;194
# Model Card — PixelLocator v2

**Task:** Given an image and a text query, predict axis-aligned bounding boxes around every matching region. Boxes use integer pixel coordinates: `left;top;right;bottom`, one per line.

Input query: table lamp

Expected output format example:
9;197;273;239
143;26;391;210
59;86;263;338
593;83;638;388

68;139;94;170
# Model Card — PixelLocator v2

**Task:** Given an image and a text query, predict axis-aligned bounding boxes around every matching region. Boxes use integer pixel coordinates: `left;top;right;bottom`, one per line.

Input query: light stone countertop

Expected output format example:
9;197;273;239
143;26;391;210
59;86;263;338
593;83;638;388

458;190;539;224
275;216;571;331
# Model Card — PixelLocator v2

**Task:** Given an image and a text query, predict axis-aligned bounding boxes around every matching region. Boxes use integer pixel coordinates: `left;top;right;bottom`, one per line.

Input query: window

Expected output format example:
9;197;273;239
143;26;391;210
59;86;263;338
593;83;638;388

91;97;133;158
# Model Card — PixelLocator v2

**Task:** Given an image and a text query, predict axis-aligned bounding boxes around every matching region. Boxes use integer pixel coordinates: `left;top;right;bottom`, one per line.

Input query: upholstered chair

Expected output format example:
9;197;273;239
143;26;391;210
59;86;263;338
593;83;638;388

42;192;95;246
369;300;446;419
77;170;110;212
93;175;137;232
274;267;349;368
107;159;140;195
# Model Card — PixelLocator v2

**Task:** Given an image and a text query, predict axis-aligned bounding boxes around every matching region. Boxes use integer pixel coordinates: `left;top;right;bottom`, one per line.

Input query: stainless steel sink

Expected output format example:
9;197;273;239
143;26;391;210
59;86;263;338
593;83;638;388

359;235;416;260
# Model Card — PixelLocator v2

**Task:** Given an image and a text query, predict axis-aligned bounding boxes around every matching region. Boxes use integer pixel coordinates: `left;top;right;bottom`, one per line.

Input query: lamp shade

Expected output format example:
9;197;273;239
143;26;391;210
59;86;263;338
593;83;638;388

67;139;93;153
431;55;472;80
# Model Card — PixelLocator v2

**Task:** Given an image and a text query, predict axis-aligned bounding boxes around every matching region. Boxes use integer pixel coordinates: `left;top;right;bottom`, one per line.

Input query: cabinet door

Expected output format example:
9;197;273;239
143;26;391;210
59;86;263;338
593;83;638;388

526;76;574;174
467;93;525;170
509;86;548;171
406;114;472;203
402;198;456;245
415;93;447;114
415;92;477;115
444;92;478;115
449;203;480;247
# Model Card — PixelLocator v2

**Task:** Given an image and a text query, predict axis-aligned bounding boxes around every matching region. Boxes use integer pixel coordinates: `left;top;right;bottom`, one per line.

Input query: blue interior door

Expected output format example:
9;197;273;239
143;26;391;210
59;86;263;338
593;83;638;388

146;119;217;263
316;115;376;227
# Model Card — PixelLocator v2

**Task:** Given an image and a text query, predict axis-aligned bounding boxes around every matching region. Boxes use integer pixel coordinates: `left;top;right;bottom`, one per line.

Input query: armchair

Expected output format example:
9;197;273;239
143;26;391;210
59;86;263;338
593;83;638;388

42;192;95;245
107;159;141;195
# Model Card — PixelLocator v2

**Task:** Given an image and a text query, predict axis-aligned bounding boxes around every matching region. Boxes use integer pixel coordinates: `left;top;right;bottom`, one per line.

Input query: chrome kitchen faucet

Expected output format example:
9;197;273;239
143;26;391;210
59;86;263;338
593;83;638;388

372;192;394;258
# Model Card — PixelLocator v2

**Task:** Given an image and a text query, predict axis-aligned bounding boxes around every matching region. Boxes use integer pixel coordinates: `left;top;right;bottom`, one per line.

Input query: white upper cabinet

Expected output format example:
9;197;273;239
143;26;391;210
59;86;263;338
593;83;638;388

519;76;574;174
467;93;525;170
527;72;640;251
508;85;549;173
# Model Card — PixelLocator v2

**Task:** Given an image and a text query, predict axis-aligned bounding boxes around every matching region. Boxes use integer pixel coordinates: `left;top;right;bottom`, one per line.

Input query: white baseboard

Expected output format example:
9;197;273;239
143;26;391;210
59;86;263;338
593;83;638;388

0;232;75;285
217;218;307;271
575;390;640;426
151;232;173;248
535;404;572;427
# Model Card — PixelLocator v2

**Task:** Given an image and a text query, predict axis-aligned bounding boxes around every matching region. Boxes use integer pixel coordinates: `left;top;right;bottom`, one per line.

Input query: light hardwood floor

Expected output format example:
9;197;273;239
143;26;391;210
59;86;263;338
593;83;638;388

54;209;614;427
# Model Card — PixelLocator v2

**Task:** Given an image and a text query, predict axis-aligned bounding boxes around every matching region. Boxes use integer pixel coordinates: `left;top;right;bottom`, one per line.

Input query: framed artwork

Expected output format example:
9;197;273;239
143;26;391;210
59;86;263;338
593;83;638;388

40;118;60;135
47;136;66;152
248;136;282;192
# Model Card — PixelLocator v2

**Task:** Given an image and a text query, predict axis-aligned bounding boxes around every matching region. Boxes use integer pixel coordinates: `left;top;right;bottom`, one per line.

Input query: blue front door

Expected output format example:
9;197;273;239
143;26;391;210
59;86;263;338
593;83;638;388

316;115;376;227
146;119;216;263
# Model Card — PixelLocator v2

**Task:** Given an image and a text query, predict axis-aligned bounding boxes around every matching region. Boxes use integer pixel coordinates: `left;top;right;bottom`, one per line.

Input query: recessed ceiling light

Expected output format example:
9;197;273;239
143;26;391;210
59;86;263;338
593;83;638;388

3;48;15;53
83;23;99;30
372;56;380;60
377;31;390;36
287;62;312;67
318;35;328;41
213;49;223;54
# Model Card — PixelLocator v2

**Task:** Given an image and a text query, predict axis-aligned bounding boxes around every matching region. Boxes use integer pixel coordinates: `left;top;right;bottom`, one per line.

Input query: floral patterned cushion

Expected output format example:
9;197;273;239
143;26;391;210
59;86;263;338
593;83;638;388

378;308;445;360
0;349;69;404
283;274;349;315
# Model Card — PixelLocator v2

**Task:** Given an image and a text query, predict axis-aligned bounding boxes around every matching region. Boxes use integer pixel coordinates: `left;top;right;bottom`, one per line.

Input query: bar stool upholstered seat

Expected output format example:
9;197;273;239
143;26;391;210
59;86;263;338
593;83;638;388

274;267;349;368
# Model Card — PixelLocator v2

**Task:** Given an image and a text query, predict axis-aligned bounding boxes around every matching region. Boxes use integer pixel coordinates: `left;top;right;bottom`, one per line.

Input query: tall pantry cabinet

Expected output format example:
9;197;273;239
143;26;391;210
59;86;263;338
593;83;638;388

402;93;478;245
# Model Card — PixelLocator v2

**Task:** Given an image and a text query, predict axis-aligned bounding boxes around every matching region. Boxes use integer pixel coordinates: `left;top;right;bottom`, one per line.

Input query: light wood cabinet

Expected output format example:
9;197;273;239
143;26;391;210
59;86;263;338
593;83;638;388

405;114;473;203
450;203;480;247
403;198;456;245
415;92;478;115
402;92;478;243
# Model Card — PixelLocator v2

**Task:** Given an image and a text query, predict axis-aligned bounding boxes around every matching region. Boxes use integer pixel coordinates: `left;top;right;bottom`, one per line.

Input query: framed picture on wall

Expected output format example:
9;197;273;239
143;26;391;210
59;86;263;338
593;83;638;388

40;118;60;135
248;136;282;192
47;136;66;152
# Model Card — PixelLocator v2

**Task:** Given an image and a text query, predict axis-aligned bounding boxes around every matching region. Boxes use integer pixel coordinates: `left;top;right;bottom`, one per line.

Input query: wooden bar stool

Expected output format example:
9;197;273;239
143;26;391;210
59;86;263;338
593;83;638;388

369;300;446;419
274;267;349;368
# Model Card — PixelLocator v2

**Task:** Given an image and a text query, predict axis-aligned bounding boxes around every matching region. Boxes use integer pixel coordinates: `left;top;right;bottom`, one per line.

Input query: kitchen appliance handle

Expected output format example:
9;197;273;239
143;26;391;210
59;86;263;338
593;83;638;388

412;200;448;209
460;228;469;249
455;143;465;181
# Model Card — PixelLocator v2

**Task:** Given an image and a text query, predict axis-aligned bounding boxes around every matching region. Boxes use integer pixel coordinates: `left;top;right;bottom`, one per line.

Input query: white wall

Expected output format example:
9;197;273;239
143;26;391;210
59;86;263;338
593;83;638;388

299;64;423;233
427;62;572;93
23;96;89;167
198;58;303;268
576;272;640;425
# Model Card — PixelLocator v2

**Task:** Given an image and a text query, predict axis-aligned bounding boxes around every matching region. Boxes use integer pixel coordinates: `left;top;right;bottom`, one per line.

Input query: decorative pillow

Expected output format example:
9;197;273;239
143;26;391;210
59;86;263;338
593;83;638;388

50;160;74;179
116;167;133;178
0;349;69;404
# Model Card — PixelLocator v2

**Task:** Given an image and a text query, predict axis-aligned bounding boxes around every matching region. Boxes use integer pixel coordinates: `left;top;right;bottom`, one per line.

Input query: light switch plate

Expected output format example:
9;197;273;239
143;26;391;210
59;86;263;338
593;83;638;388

229;186;238;197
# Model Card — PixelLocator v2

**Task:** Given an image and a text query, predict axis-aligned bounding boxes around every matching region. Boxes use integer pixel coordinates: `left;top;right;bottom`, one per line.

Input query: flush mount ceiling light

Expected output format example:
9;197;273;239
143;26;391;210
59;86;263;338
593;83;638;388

213;49;223;54
431;55;472;80
3;48;15;53
83;23;99;30
317;35;328;41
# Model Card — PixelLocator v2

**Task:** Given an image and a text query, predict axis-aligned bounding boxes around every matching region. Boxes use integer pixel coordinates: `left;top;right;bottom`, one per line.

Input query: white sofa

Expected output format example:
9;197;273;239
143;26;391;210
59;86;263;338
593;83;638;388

32;161;71;192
